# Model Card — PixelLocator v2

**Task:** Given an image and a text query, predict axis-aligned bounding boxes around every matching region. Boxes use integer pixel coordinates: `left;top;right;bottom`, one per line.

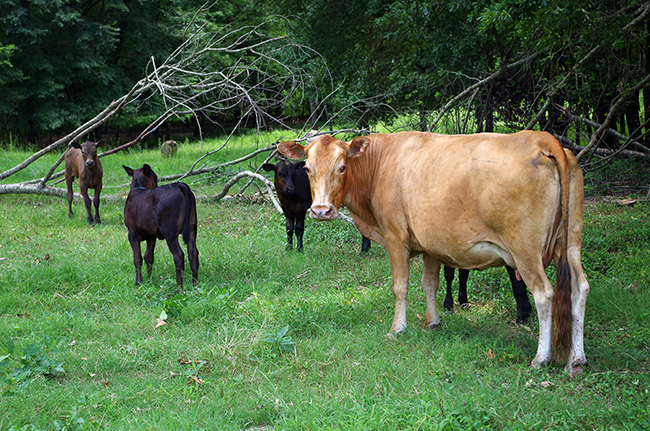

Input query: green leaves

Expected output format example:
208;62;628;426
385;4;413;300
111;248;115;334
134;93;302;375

0;335;67;395
262;325;295;353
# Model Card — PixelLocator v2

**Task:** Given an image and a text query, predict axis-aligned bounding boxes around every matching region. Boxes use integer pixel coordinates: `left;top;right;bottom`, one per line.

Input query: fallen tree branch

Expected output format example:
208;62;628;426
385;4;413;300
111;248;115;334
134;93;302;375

210;171;283;214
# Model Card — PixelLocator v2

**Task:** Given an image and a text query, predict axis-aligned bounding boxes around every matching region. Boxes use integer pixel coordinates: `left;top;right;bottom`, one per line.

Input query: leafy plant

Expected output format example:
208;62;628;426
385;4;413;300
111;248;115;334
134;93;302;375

0;335;66;395
163;294;188;319
262;325;295;353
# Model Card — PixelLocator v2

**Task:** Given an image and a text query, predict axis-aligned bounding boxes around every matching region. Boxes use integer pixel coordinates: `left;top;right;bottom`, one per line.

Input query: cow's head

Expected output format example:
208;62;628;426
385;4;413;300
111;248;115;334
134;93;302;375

278;135;369;220
262;161;305;194
72;139;105;168
123;164;159;190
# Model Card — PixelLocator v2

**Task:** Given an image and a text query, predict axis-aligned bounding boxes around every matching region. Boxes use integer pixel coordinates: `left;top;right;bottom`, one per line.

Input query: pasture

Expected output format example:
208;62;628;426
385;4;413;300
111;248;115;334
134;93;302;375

0;136;649;430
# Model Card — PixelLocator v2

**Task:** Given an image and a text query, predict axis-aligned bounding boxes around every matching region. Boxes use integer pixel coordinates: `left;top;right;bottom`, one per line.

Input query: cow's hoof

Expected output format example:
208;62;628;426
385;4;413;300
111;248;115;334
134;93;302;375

425;322;441;331
568;359;586;377
530;356;550;369
385;332;399;341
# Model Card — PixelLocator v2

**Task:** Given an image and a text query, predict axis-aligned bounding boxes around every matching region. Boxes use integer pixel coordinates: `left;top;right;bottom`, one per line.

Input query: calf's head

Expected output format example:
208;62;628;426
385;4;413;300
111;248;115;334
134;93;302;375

262;161;305;194
72;140;105;168
123;164;159;190
278;135;369;220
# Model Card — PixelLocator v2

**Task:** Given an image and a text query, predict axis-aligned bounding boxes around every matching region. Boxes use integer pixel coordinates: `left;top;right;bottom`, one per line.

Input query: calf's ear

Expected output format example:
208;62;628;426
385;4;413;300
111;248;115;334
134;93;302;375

123;165;134;177
71;141;82;149
96;139;106;148
277;141;306;160
294;161;306;169
142;164;153;176
261;163;276;172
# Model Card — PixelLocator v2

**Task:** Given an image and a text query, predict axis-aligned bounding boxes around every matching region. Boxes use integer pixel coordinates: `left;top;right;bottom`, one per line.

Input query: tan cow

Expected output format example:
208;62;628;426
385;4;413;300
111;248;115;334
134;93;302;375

278;131;589;376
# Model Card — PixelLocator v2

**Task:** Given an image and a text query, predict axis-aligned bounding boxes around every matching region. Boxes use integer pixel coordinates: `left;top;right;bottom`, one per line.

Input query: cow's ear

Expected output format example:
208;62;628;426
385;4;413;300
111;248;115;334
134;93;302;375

142;164;153;176
261;163;276;172
277;141;306;160
294;161;306;169
96;139;106;148
349;137;369;158
71;141;82;149
123;165;134;177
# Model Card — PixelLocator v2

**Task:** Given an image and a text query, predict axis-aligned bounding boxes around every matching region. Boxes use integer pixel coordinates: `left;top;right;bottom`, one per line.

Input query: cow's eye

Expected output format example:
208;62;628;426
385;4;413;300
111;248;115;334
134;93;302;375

304;166;311;174
338;165;346;174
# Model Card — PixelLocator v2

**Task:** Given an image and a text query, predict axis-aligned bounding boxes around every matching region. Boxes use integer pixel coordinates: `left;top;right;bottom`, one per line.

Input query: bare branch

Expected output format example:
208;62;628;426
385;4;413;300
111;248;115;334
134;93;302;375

577;72;650;160
210;171;283;214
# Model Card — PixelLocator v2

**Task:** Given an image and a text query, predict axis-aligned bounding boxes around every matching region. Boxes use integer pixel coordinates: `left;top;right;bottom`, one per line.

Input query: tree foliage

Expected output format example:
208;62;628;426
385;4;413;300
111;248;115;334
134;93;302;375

273;0;650;158
0;0;648;167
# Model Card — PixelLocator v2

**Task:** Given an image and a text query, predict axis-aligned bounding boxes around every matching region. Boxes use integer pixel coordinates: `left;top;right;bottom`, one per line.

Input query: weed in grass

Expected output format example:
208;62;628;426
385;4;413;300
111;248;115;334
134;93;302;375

0;335;66;395
262;325;296;354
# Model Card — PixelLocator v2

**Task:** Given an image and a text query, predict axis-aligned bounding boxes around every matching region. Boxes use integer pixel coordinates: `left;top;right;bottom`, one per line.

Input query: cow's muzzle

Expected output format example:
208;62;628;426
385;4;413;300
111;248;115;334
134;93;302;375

86;160;95;166
310;205;337;220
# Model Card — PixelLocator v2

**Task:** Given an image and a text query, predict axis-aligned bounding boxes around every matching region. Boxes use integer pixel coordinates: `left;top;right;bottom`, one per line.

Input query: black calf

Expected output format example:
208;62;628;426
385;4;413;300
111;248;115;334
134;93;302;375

123;164;199;288
263;160;311;251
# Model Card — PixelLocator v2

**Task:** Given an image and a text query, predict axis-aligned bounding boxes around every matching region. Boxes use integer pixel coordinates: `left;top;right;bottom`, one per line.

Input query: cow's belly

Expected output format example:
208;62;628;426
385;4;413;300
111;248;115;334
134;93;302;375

410;229;516;270
438;241;514;270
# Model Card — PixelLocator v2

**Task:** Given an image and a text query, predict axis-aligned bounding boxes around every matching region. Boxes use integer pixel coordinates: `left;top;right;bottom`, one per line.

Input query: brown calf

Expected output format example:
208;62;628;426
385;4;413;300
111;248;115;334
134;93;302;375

64;140;105;225
123;164;199;288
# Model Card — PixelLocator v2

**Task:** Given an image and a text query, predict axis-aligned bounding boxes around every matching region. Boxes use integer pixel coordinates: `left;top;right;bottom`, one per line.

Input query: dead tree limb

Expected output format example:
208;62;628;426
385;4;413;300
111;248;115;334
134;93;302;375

210;171;283;214
0;13;324;198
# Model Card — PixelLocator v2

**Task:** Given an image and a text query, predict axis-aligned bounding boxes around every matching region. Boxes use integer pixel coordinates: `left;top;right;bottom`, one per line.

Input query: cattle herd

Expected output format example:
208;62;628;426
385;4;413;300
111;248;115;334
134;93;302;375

63;130;590;376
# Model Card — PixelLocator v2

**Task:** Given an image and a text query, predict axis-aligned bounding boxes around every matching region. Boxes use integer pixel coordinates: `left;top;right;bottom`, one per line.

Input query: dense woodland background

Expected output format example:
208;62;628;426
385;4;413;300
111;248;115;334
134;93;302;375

1;0;649;168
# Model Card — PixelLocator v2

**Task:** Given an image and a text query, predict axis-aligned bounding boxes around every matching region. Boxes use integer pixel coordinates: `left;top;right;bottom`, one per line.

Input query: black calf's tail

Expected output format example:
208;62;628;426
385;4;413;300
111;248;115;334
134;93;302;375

180;183;196;245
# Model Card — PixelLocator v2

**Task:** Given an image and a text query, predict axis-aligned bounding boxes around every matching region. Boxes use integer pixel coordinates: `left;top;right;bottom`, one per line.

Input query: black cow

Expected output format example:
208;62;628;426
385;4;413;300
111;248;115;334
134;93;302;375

263;160;311;252
263;160;370;253
123;164;199;288
443;265;532;323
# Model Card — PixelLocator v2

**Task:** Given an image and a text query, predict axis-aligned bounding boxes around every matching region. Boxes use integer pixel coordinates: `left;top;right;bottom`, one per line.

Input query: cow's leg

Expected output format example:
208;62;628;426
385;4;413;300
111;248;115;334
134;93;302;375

128;232;144;286
165;236;186;288
443;265;455;312
458;269;469;307
80;184;93;225
295;212;306;252
144;239;156;278
385;243;411;336
187;226;199;286
422;255;441;329
518;265;554;368
285;216;295;251
361;236;371;253
506;265;531;323
93;184;102;225
567;261;589;376
65;176;75;218
564;156;589;376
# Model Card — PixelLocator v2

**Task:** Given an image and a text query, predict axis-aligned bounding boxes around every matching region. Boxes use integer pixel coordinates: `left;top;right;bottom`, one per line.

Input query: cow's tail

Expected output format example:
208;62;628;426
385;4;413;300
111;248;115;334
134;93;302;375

544;137;572;360
180;183;196;245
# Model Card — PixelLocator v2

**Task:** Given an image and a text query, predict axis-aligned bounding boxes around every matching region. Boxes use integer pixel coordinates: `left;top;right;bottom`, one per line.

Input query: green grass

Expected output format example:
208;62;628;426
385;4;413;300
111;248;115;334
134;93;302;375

0;138;649;430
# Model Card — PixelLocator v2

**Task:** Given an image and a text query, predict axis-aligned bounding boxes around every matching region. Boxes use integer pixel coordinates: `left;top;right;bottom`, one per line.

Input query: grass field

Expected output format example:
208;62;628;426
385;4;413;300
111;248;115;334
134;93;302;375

0;136;649;430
